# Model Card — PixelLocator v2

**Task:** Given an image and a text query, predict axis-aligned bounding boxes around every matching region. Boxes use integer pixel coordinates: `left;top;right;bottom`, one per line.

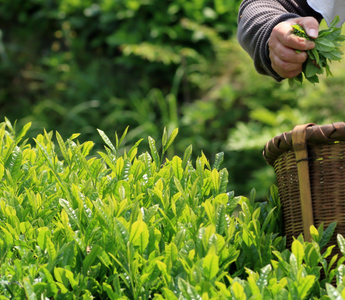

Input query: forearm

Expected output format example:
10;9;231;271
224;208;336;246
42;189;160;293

237;0;321;81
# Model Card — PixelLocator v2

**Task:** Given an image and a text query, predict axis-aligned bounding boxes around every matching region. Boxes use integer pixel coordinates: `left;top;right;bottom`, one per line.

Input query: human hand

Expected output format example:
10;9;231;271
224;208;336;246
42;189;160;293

268;17;319;78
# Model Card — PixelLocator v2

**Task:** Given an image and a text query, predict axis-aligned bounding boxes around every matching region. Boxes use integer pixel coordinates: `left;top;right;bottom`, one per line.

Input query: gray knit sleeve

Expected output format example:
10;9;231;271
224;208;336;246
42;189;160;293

237;0;322;81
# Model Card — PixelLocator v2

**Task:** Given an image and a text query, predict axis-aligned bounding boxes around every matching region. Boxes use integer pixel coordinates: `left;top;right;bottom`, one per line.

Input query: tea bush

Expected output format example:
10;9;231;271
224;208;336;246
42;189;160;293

0;0;287;200
3;1;345;201
1;120;345;299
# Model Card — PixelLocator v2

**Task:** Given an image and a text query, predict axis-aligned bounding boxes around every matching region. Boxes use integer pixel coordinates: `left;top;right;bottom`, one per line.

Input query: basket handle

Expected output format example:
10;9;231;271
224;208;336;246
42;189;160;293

292;123;315;242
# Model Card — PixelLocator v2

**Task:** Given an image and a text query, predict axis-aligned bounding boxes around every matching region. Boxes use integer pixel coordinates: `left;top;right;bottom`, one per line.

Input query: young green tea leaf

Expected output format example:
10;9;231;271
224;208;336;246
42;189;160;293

326;283;342;300
98;129;116;155
163;128;178;153
103;282;118;300
178;278;200;300
117;126;129;150
23;279;38;300
182;144;192;169
291;240;304;266
83;244;103;274
212;152;224;171
148;136;160;167
162;127;168;147
231;281;246;300
163;288;179;300
257;264;271;293
203;254;219;280
297;276;315;300
15;122;31;145
172;156;183;181
41;267;59;297
5;146;22;179
337;234;345;257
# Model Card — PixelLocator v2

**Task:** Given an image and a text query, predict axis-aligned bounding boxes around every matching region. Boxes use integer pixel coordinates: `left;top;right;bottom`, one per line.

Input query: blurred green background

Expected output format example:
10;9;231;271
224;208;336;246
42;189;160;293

1;0;345;200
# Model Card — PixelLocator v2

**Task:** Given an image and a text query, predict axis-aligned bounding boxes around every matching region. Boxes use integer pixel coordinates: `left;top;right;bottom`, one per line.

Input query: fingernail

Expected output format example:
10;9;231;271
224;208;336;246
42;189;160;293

307;29;317;38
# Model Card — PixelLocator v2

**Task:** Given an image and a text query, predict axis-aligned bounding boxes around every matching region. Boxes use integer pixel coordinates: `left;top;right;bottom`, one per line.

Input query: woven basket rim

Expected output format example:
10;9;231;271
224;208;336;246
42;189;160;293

263;122;345;166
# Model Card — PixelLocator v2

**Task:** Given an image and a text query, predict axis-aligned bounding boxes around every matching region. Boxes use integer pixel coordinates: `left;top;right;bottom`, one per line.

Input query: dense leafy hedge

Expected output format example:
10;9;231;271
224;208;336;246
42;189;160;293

2;1;345;201
1;121;345;299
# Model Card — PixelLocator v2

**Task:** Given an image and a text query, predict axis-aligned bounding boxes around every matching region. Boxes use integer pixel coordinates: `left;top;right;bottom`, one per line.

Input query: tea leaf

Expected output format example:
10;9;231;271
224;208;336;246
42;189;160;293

136;222;149;254
23;279;37;300
337;234;345;257
98;129;116;155
103;282;118;300
163;128;178;153
162;127;168;147
257;265;271;293
326;283;342;300
178;278;200;300
215;204;226;235
315;37;335;52
148;136;160;167
298;276;315;299
5;146;22;179
182;144;193;169
330;15;340;28
172;156;183;180
56;131;68;163
15;122;31;145
116;126;129;150
212;152;224;171
291;240;304;266
203;254;219;280
83;244;103;273
41;267;59;297
231;281;246;300
319;222;337;249
56;241;76;267
163;288;179;300
130;220;144;244
127;138;143;161
305;59;319;78
219;168;229;194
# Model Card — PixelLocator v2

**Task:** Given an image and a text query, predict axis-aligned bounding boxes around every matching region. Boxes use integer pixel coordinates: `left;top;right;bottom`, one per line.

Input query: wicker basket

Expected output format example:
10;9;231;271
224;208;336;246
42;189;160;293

263;122;345;248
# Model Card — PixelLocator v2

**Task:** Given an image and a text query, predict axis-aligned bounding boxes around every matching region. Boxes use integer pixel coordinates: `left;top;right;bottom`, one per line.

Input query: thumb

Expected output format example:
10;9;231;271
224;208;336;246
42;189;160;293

297;17;319;39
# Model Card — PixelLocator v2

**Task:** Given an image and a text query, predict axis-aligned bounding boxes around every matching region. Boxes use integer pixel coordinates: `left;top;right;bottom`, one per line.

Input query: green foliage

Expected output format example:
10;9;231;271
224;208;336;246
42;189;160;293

0;0;240;138
0;120;345;299
3;0;345;202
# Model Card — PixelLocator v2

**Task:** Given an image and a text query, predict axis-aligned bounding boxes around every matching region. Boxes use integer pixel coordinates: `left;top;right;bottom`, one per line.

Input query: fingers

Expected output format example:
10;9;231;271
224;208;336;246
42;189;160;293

271;22;315;51
268;17;319;78
293;16;319;39
269;50;305;78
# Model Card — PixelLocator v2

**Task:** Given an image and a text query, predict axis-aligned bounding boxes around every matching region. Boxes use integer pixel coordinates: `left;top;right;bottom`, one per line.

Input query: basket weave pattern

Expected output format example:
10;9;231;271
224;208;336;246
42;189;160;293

274;150;302;247
264;123;345;248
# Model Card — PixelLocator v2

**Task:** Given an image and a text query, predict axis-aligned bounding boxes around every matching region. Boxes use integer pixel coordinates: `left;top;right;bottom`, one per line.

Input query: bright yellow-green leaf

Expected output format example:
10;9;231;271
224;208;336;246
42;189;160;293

203;254;219;280
211;169;220;192
130;220;144;244
310;225;319;242
292;240;305;266
37;227;50;250
0;164;4;180
298;275;315;300
172;156;183;180
231;281;246;300
136;222;149;254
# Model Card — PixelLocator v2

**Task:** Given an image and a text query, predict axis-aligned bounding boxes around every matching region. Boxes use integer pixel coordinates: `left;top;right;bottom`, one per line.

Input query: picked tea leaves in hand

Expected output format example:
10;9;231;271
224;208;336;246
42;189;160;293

289;15;345;87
